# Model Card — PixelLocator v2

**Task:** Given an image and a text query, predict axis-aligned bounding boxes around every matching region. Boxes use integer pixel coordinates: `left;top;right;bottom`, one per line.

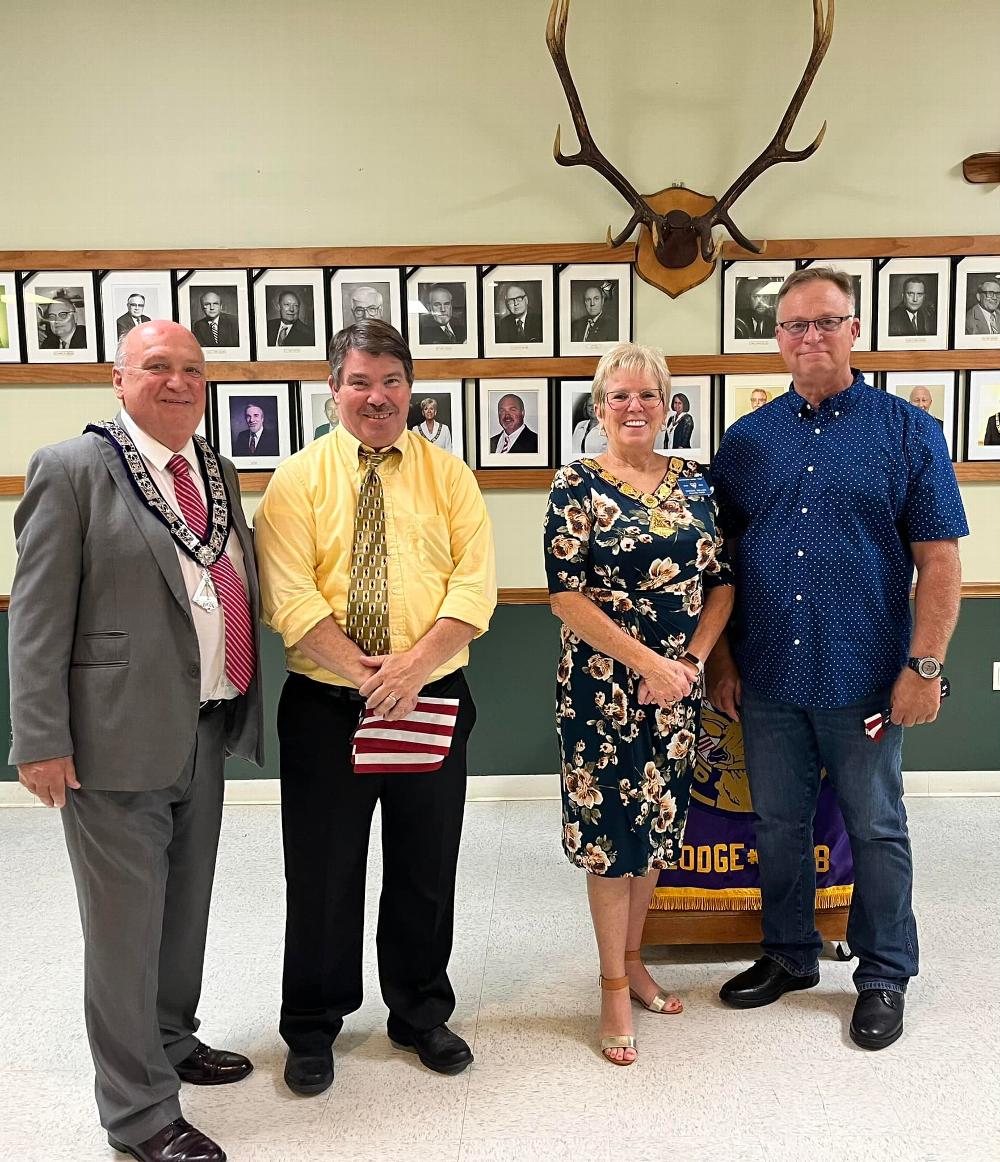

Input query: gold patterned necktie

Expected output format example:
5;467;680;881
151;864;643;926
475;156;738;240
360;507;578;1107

345;447;395;656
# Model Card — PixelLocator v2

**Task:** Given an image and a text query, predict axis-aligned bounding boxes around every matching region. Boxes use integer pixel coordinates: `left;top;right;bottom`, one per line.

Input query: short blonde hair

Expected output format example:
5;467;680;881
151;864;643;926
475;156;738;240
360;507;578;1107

591;342;670;410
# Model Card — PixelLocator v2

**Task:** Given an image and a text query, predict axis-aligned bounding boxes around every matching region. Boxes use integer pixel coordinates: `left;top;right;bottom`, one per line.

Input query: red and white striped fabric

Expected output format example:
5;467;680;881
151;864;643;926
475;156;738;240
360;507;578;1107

351;697;460;774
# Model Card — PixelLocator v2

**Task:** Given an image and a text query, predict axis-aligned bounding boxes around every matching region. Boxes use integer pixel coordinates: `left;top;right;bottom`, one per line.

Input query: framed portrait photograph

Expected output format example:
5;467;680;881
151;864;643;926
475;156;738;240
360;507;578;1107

876;257;950;351
98;270;173;360
797;258;875;352
558;263;631;356
475;378;551;468
22;271;99;363
953;257;1000;350
885;371;957;459
722;260;795;354
253;268;327;361
330;267;403;336
212;382;294;470
299;380;338;446
663;375;713;462
721;373;791;434
406;380;465;460
965;371;1000;462
177;270;251;361
558;379;602;464
406;266;479;359
0;272;23;363
482;265;554;358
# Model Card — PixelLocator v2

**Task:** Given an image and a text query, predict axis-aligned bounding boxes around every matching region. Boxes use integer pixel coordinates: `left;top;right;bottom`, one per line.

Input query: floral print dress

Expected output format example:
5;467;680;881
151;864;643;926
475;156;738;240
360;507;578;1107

544;457;732;877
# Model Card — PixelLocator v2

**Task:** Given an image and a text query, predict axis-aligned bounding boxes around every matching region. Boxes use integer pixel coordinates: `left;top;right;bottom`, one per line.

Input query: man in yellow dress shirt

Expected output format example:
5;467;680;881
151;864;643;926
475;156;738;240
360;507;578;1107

255;319;496;1095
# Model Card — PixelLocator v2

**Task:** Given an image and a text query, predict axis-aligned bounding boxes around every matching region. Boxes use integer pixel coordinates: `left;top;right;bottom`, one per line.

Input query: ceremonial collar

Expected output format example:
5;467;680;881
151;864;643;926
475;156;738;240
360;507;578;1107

119;408;198;475
85;415;233;568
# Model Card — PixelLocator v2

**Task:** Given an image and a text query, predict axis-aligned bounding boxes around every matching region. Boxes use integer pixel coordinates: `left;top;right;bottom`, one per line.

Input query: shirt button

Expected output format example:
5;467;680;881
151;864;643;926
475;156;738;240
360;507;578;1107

794;639;801;646
795;594;802;601
797;550;805;557
834;411;840;417
801;506;808;513
807;465;815;472
814;427;821;434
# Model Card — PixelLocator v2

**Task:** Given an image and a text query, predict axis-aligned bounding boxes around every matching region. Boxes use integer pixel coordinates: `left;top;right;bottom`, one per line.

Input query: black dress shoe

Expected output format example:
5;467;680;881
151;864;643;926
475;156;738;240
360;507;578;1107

719;956;820;1009
388;1022;473;1075
284;1047;334;1096
175;1042;253;1086
850;989;905;1050
108;1117;226;1161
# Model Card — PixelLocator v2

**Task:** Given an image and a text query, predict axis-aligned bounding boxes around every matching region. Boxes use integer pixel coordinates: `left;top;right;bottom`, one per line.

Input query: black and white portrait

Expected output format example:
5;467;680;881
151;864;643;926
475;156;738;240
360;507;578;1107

24;271;99;363
794;260;874;352
476;377;550;467
213;381;293;468
406;266;479;359
254;268;326;360
482;265;554;358
99;270;174;360
405;380;464;459
329;268;403;335
559;264;631;355
178;270;251;360
954;258;1000;350
722;261;794;354
876;258;950;351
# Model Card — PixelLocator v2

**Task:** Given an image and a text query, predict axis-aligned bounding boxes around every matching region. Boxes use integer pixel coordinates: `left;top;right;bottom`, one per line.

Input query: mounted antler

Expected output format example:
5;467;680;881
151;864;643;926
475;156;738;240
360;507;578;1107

546;0;835;298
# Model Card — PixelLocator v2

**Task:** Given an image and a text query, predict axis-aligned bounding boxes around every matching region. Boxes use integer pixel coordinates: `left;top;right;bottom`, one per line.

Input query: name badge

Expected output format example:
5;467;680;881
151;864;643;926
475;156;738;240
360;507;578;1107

678;475;711;498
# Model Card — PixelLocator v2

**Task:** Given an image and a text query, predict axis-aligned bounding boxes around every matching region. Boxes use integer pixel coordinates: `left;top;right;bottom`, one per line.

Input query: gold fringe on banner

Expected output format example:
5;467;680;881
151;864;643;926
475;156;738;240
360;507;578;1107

650;884;854;912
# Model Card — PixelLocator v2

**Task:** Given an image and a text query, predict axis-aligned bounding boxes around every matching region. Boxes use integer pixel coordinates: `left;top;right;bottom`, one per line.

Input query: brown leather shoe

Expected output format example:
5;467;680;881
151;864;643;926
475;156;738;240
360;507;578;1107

174;1041;253;1085
108;1117;226;1161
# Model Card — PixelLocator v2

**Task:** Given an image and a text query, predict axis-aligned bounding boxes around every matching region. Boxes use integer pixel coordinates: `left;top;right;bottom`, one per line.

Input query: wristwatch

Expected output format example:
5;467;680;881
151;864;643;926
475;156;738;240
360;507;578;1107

678;650;704;675
907;656;943;679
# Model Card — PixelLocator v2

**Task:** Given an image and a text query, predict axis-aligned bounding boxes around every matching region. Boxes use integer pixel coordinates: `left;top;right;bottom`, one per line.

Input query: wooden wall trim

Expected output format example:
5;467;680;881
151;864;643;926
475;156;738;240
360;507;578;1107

0;243;636;271
4;350;1000;387
2;585;999;613
3;463;1000;497
723;235;1000;260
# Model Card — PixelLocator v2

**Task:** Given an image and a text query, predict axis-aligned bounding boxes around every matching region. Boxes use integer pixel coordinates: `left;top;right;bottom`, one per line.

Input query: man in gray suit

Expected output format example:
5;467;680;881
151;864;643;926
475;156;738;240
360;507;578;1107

8;321;263;1162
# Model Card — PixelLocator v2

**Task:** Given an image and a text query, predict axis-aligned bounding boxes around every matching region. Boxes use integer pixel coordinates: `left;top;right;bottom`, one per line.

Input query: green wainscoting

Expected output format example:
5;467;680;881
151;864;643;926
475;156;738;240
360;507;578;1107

3;601;998;781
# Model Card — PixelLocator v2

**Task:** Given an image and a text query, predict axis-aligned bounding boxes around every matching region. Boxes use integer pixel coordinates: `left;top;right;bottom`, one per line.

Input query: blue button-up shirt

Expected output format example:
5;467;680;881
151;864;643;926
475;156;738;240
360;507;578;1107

712;372;968;709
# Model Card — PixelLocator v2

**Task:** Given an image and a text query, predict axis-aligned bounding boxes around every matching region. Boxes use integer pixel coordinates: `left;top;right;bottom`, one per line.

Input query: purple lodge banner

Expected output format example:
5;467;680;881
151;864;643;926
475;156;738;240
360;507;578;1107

653;703;854;911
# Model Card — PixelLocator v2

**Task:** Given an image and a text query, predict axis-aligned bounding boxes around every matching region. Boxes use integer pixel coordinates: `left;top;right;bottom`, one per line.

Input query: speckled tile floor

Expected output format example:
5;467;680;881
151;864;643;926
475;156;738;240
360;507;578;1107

1;796;997;1162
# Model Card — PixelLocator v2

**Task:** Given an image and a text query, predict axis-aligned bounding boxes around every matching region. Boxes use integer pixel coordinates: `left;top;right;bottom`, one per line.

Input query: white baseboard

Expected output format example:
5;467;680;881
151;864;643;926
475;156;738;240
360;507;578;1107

1;771;997;807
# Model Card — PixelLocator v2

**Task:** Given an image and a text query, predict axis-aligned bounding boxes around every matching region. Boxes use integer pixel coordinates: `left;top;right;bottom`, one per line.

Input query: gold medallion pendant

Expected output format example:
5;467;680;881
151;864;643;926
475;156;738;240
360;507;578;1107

647;507;677;538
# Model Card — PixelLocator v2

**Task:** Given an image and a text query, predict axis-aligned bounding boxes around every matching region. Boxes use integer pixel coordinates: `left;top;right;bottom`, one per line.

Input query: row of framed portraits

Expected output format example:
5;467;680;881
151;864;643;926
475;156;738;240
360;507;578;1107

203;370;1000;474
0;262;633;366
723;256;1000;354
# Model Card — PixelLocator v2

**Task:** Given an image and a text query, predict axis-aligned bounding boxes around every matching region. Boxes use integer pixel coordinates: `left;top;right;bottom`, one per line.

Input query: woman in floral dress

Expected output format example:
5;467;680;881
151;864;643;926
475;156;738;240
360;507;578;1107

543;343;734;1066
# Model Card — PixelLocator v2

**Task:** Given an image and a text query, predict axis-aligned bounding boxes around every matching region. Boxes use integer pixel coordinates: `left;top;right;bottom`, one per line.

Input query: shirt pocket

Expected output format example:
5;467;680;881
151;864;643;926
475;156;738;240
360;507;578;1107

396;512;453;573
70;630;130;667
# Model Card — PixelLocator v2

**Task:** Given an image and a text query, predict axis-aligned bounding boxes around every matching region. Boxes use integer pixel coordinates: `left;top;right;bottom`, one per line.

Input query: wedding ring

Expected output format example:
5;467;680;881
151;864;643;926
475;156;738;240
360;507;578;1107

386;693;398;705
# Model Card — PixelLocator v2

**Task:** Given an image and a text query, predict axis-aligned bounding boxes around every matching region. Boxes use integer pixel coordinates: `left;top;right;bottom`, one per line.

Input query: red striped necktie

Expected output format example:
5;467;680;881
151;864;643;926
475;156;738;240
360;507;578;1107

166;454;255;694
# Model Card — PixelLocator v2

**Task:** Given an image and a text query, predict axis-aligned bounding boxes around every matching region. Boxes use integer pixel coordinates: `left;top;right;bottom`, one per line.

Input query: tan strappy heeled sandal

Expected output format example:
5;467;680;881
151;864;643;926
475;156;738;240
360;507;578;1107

625;949;683;1014
598;974;637;1066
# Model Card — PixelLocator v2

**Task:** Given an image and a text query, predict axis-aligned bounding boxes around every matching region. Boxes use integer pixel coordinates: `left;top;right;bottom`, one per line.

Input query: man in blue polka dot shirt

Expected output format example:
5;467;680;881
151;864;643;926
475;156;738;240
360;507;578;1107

708;266;968;1051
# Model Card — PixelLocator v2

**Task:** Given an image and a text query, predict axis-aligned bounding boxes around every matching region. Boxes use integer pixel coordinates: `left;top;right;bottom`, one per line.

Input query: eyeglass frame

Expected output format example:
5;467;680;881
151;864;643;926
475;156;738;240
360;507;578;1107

603;389;664;410
775;314;855;338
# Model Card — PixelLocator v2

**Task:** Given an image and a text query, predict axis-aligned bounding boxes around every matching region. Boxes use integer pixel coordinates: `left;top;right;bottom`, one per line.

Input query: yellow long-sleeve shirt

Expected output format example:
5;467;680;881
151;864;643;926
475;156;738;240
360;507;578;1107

254;424;497;687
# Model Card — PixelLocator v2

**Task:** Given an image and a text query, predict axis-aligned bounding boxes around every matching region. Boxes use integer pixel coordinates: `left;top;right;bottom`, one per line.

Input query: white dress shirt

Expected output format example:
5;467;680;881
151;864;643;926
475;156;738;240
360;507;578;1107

120;409;249;700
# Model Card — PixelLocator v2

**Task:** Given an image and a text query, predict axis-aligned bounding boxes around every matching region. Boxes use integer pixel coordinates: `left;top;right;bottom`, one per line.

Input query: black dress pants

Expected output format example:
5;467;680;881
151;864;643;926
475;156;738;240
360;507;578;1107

278;669;475;1053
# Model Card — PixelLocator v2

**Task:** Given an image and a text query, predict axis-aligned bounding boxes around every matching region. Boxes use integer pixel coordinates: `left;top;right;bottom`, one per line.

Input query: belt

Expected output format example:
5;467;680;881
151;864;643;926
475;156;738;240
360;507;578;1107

199;698;228;715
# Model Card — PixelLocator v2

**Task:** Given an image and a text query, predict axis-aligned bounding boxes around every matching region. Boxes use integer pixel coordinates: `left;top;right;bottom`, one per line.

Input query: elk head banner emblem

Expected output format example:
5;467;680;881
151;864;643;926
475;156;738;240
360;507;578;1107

546;0;835;298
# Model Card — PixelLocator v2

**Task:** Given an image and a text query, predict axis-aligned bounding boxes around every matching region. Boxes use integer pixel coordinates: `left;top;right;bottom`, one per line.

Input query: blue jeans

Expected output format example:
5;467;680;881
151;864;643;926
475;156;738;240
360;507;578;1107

740;686;918;994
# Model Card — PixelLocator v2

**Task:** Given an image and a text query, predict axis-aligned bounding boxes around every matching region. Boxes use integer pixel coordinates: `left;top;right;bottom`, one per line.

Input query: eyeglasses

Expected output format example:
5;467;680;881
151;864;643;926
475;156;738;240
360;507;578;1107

979;289;1000;299
604;389;663;410
505;294;528;306
45;310;75;322
352;305;383;319
776;315;854;337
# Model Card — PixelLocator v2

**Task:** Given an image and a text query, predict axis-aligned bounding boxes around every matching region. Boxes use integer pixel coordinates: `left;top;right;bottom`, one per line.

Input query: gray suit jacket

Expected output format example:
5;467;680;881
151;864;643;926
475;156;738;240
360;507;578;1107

8;424;263;790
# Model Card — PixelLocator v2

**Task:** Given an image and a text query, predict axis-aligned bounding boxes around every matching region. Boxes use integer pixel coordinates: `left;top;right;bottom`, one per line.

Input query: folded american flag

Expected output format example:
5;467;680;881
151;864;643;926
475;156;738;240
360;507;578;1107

351;696;460;774
864;677;951;742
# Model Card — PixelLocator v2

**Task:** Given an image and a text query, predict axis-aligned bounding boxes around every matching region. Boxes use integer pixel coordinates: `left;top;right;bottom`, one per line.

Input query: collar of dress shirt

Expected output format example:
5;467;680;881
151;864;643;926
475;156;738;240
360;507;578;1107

331;420;408;471
499;422;526;446
118;408;198;473
785;368;865;417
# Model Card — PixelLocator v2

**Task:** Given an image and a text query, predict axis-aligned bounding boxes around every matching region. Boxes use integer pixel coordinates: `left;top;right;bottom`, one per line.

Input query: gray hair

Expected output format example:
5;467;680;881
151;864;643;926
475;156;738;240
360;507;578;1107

591;342;670;410
776;266;856;315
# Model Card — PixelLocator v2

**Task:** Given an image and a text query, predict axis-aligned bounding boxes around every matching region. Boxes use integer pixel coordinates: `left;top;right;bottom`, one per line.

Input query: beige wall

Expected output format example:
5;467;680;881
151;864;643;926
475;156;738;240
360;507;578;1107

2;0;999;589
